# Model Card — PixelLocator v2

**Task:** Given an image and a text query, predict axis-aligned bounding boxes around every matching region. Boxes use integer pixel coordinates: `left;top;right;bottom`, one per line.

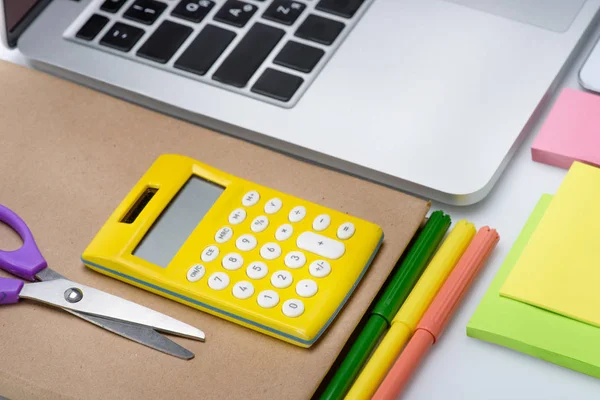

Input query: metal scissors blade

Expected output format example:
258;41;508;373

0;203;204;359
36;269;197;359
20;278;205;341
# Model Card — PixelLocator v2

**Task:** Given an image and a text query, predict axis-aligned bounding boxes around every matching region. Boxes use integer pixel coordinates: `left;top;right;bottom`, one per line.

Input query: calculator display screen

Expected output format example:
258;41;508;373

133;176;224;268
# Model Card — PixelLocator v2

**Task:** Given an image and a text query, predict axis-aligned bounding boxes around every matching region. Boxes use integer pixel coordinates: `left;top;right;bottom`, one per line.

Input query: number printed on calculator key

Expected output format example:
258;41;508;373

247;261;268;279
260;242;282;260
257;290;280;308
233;281;255;299
271;270;293;288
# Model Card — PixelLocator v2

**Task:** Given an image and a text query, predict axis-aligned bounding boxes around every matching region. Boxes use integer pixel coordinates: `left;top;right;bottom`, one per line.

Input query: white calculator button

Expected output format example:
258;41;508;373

228;208;247;225
284;251;306;269
297;232;345;260
282;299;305;318
288;206;307;223
201;245;220;262
242;190;260;207
215;226;233;243
264;198;283;214
296;279;318;298
246;261;268;279
312;214;331;231
236;234;257;251
309;260;331;278
257;290;280;308
186;264;206;282
251;215;269;233
222;253;244;271
337;222;356;240
232;281;255;299
208;272;230;290
271;270;293;289
275;224;294;241
260;242;282;260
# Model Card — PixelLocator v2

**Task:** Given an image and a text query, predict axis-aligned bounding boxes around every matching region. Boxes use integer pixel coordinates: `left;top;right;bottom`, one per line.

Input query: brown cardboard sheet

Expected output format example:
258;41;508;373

0;60;430;400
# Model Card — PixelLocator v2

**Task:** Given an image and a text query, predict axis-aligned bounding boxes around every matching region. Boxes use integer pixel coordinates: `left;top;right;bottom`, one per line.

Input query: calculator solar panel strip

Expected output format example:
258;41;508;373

65;0;366;106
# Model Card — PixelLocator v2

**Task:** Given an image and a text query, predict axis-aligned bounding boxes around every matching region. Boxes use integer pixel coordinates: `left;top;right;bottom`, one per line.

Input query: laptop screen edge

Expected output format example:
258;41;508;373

1;0;52;48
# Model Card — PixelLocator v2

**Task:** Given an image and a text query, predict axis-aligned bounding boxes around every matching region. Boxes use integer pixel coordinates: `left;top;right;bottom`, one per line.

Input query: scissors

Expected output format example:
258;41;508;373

0;204;205;359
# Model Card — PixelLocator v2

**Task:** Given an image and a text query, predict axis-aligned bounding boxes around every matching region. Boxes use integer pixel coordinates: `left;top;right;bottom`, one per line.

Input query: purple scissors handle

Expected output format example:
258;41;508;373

0;204;47;281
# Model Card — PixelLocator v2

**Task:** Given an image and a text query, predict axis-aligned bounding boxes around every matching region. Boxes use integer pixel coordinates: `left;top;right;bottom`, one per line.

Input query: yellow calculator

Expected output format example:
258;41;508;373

82;154;383;347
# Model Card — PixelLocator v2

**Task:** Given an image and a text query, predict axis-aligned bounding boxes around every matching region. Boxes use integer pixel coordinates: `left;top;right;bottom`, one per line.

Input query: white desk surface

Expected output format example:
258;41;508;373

3;27;600;399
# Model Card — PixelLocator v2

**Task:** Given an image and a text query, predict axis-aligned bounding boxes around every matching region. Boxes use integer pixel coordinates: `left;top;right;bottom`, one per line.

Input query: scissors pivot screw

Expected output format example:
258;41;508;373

64;288;83;303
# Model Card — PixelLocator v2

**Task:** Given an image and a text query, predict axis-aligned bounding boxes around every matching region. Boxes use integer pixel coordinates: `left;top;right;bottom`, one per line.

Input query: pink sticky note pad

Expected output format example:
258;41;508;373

532;88;600;170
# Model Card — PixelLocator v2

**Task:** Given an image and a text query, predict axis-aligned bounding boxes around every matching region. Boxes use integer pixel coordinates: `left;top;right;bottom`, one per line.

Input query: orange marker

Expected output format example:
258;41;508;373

373;227;499;400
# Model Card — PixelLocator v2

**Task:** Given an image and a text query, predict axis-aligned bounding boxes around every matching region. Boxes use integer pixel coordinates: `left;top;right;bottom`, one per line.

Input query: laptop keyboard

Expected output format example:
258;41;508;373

64;0;369;108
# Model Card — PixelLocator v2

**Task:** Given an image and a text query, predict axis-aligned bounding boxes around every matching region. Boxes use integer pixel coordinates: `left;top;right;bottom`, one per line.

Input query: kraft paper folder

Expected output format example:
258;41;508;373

0;61;430;399
468;162;600;378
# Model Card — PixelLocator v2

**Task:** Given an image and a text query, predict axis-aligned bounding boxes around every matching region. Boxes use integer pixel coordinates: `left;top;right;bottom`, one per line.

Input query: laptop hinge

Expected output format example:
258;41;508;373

4;0;53;48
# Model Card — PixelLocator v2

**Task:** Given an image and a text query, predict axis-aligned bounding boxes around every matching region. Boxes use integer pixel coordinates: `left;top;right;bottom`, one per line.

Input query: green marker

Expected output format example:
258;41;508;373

320;210;451;400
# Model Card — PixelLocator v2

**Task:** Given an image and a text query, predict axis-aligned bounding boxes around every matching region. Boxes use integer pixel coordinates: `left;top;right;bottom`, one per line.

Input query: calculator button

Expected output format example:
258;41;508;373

232;281;255;299
228;208;247;224
275;224;294;241
236;234;257;251
215;226;233;243
289;206;306;222
282;299;304;318
247;261;268;279
264;198;283;214
201;245;220;262
222;252;244;270
296;279;318;298
312;214;331;231
251;215;269;232
186;264;206;282
257;290;279;308
260;242;282;260
337;222;356;240
208;272;230;290
242;190;260;206
309;260;331;278
297;232;345;260
271;270;293;289
284;251;306;269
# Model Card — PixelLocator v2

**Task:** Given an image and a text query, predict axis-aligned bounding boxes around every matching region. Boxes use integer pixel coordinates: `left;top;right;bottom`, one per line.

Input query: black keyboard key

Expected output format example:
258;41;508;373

273;41;324;73
213;23;284;88
123;0;167;25
100;0;127;13
76;14;109;41
172;0;215;23
175;25;236;75
316;0;365;18
137;21;192;64
295;14;344;45
251;68;303;102
214;0;257;28
100;22;145;52
263;1;306;26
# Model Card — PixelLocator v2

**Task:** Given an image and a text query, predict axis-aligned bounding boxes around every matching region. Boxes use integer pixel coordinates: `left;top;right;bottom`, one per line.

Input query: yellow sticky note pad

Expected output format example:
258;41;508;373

501;162;600;328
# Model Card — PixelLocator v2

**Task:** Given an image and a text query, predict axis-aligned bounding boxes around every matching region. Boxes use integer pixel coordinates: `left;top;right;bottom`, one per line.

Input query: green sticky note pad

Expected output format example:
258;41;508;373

467;194;600;378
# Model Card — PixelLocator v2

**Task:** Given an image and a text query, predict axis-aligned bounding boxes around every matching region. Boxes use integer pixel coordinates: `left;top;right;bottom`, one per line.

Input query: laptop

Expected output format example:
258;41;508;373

1;0;599;205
